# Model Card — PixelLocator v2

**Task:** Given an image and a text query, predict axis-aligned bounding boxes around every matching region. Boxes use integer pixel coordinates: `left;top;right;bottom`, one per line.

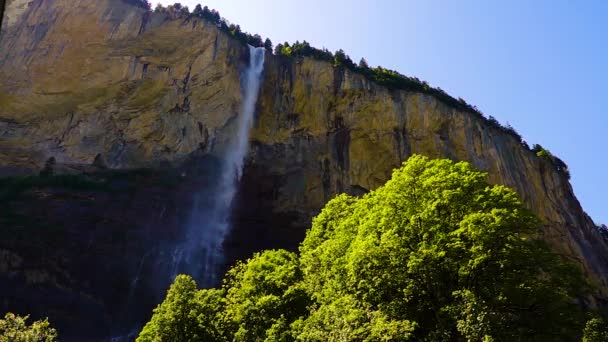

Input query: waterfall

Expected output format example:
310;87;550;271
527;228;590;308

175;45;266;287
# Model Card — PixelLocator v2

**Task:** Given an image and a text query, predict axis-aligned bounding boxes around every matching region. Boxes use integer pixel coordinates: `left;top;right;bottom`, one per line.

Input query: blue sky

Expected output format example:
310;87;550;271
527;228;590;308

157;0;607;224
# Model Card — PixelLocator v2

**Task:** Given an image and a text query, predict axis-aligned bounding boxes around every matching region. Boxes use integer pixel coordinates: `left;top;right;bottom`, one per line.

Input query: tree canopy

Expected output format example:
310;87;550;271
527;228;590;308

583;316;608;342
138;155;590;341
0;313;58;342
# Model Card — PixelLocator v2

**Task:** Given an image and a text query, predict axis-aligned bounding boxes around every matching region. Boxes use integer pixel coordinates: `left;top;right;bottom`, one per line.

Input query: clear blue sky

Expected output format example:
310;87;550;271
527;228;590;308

158;0;607;224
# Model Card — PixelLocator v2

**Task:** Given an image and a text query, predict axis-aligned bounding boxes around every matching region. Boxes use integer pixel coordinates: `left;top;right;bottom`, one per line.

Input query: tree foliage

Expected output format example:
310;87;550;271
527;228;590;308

264;38;273;52
137;275;224;341
597;224;608;241
583;316;608;342
222;250;310;341
122;0;151;10
152;3;268;47
532;144;571;179
139;155;588;341
298;155;586;341
0;313;58;342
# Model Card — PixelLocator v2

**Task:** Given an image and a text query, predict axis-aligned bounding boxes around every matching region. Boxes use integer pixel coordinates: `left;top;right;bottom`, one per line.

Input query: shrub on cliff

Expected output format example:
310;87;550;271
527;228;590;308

596;224;608;241
153;2;190;18
138;155;588;341
0;313;58;342
532;144;571;179
122;0;151;10
264;38;273;52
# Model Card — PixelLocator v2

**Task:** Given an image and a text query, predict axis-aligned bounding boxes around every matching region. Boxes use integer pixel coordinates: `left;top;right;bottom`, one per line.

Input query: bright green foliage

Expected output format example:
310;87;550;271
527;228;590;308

222;250;309;341
0;313;58;342
138;251;308;342
140;155;588;341
299;155;586;341
532;144;571;179
583;316;608;342
293;295;415;342
137;275;224;342
535;146;551;159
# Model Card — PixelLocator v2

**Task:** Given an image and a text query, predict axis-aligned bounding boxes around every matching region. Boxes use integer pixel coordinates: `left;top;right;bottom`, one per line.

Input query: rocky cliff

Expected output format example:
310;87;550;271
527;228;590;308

1;0;607;339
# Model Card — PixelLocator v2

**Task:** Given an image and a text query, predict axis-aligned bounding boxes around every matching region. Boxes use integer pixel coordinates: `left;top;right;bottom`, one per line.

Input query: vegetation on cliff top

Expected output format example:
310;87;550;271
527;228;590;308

137;155;594;341
596;224;608;241
531;144;571;179
141;2;571;180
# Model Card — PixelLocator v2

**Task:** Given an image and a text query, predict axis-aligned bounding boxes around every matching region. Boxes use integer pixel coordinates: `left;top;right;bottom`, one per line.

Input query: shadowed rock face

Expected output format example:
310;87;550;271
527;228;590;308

1;0;607;339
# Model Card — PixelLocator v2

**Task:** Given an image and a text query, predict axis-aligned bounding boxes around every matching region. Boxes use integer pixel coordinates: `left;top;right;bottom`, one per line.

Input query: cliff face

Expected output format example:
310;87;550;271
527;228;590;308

1;0;607;338
254;55;608;292
1;0;246;173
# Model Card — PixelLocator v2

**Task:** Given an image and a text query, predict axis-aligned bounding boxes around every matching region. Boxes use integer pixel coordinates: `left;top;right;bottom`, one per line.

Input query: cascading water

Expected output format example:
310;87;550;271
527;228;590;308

174;45;266;287
111;46;265;341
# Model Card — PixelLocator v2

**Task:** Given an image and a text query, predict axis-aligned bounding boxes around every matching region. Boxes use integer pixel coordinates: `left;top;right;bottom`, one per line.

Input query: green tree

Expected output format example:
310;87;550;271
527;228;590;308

583;316;608;342
179;6;189;17
264;38;273;52
293;295;415;342
0;313;57;342
192;4;203;17
137;275;223;342
299;155;586;341
333;49;354;68
139;155;589;341
248;34;263;47
222;250;310;342
358;57;369;69
278;42;292;56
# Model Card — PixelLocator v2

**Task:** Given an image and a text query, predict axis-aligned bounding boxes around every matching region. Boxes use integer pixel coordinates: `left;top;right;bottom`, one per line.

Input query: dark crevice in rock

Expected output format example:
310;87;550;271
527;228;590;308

336;179;343;193
322;157;331;201
92;154;107;169
168;96;190;114
198;125;210;152
142;63;148;77
182;96;190;112
349;184;369;196
182;66;192;93
332;67;344;95
330;116;350;172
137;10;150;35
213;33;219;60
225;162;309;269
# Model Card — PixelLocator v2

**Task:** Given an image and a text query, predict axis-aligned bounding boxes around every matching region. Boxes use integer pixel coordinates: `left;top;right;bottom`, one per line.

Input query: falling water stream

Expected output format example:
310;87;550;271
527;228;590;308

113;45;265;341
174;45;266;286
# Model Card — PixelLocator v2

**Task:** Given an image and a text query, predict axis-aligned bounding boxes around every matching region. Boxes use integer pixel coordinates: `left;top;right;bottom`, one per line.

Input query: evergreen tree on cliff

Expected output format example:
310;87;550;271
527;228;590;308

264;38;273;52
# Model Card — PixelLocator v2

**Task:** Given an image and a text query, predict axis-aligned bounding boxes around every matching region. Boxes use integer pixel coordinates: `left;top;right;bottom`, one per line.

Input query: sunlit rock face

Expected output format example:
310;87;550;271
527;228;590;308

1;0;607;338
252;55;608;299
1;0;247;172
